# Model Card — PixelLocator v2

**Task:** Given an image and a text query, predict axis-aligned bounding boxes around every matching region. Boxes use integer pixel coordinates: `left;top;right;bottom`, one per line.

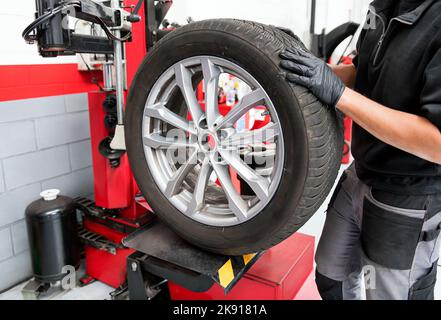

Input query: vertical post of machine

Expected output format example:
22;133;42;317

110;0;127;150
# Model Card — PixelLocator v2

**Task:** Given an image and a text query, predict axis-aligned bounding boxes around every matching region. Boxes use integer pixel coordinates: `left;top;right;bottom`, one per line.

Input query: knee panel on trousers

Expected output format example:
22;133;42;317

315;270;343;300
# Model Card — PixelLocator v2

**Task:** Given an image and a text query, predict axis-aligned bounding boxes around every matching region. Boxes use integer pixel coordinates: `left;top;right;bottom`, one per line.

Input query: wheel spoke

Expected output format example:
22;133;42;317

144;102;197;135
218;149;270;201
201;57;222;129
221;122;280;147
174;63;203;123
216;88;266;128
186;157;213;215
165;150;199;197
143;133;194;149
211;158;248;221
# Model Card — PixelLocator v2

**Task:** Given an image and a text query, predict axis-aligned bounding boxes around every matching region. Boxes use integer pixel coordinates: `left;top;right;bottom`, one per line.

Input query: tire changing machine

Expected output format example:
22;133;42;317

27;0;317;300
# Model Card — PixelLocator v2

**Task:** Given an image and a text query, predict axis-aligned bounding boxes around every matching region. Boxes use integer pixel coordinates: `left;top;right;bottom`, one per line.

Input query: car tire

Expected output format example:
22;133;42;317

125;19;343;255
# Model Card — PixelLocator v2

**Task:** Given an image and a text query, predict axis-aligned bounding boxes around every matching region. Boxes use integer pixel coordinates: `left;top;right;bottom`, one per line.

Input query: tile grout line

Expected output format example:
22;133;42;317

0;159;6;193
0;225;13;263
66;141;74;173
31;118;39;151
9;222;18;257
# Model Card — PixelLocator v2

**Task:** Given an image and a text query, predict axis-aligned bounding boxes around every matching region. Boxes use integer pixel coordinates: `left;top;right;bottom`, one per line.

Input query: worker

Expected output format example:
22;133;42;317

280;0;441;300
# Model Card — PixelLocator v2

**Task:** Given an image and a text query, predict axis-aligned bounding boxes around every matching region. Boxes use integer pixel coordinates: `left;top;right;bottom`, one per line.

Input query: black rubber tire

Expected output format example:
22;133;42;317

125;19;344;255
324;22;360;62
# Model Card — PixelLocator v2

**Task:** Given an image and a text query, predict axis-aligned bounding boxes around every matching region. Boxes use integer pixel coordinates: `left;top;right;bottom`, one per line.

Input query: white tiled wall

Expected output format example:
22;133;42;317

0;93;93;292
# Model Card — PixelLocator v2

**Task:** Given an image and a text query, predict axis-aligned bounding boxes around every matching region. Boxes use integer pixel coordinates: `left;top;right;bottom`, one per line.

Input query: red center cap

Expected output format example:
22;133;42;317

200;133;216;152
207;134;216;150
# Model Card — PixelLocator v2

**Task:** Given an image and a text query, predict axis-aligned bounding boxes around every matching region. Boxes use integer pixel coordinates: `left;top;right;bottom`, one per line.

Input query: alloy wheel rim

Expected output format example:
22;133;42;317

142;56;285;227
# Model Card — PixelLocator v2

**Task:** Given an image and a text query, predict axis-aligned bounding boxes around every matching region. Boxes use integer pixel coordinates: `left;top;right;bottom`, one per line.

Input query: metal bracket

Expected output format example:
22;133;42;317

123;220;262;295
21;280;51;300
127;253;164;300
145;0;173;49
78;227;124;255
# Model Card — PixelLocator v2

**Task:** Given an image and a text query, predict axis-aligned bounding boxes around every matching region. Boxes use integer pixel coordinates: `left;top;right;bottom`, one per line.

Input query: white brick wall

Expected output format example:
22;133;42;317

65;94;89;113
0;183;42;228
42;167;94;198
3;146;72;190
0;121;37;158
0;252;32;291
11;220;29;255
35;113;90;149
69;140;93;171
0;93;93;292
0;96;66;123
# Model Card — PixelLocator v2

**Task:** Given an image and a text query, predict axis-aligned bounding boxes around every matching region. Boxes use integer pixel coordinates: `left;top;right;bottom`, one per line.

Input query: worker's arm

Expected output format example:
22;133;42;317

329;64;357;88
279;47;441;165
337;88;441;164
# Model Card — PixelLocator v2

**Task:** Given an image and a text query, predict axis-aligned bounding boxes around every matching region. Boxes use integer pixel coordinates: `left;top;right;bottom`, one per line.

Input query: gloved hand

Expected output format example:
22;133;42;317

280;47;345;107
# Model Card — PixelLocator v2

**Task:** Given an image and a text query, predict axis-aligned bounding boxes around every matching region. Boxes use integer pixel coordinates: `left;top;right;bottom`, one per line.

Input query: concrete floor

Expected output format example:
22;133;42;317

1;165;440;300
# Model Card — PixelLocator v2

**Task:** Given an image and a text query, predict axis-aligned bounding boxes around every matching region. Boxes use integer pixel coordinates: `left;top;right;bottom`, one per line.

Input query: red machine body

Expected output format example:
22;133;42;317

168;233;318;300
82;0;151;289
88;92;133;210
83;219;135;288
85;90;150;288
342;116;353;164
340;57;354;165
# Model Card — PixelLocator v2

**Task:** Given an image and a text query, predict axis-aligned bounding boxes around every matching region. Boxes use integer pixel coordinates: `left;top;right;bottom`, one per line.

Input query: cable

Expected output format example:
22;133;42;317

79;53;104;91
89;15;132;42
336;35;355;65
132;0;144;16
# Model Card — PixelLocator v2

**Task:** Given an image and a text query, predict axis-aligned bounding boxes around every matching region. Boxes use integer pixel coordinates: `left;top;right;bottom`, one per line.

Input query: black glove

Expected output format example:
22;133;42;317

279;47;345;107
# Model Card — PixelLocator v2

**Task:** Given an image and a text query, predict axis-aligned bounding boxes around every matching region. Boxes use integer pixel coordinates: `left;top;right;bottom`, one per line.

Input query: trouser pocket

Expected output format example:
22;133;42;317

412;215;441;284
409;261;438;300
361;192;425;270
422;222;441;262
431;224;441;262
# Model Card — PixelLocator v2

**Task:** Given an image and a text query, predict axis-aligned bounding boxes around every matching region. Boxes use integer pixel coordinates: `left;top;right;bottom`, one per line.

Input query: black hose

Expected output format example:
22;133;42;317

132;0;144;16
89;15;132;42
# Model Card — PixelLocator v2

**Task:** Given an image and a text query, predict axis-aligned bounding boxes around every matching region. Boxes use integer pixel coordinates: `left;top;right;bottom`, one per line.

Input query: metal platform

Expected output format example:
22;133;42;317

122;220;262;298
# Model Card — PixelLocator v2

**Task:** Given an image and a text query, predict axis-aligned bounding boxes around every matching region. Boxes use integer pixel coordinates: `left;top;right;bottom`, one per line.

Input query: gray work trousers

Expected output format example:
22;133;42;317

315;164;441;300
